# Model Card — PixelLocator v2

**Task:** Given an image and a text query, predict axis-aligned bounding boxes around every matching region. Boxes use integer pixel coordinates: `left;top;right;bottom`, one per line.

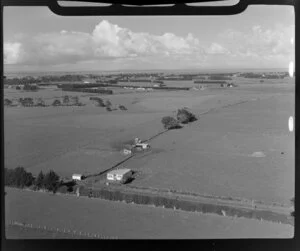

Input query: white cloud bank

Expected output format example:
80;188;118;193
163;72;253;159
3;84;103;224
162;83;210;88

4;20;294;69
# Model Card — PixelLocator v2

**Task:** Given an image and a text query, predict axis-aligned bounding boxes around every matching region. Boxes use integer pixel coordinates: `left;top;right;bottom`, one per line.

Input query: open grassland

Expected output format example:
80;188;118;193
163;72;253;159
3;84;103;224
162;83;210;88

5;188;293;239
121;92;294;205
4;79;294;206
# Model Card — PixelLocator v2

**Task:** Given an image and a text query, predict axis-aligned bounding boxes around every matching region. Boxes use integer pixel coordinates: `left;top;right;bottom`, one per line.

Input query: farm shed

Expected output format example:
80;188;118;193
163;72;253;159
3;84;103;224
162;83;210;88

107;169;132;183
122;149;132;155
72;174;84;181
135;143;150;150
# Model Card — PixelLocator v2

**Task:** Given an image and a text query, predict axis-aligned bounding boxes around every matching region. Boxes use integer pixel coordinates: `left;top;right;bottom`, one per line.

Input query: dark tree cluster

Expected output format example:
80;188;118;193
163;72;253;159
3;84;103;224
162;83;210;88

52;99;62;106
118;105;128;111
5;167;34;188
61;87;113;94
5;167;62;193
36;98;46;107
239;72;287;79
176;108;197;124
161;108;197;130
208;75;232;80
4;98;13;106
4;77;41;86
34;170;61;192
89;97;105;107
19;97;34;107
51;96;84;107
161;116;182;130
23;84;39;91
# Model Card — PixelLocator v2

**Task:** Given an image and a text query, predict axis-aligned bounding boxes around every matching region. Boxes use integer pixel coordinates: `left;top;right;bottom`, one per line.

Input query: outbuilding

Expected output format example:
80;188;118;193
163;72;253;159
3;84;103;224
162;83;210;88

72;174;84;181
107;169;132;183
135;143;150;150
122;149;132;155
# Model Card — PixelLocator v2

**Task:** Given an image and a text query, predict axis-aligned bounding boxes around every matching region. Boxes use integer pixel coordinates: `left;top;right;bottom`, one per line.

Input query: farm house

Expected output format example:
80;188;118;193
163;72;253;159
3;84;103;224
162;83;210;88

107;169;132;183
72;174;84;181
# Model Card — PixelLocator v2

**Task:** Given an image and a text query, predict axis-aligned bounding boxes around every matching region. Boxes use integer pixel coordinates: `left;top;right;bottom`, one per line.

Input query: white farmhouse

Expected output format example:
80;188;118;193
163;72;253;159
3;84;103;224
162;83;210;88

72;174;84;181
107;169;132;183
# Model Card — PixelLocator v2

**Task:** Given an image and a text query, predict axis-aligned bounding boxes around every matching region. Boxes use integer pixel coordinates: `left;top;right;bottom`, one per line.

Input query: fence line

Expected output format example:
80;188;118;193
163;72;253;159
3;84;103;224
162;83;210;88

7;220;118;239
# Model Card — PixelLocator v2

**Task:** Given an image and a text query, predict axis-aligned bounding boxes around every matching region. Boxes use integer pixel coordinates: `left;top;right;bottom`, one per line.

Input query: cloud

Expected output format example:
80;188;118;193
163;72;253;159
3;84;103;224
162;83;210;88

207;43;230;54
4;42;23;64
4;20;294;70
220;24;294;59
4;20;204;66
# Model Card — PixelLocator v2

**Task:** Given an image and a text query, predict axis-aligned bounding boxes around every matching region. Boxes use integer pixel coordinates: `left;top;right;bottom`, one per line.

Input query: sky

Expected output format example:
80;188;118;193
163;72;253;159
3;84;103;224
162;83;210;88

3;5;294;72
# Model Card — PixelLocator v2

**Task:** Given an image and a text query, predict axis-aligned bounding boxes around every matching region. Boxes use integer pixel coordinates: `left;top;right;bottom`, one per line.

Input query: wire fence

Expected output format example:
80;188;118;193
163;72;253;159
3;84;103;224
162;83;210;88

7;220;118;239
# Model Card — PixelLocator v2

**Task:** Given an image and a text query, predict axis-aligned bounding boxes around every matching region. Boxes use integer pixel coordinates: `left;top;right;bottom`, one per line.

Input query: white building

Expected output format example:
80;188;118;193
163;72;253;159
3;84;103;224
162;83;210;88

135;143;150;150
107;169;132;183
72;174;84;181
122;149;132;155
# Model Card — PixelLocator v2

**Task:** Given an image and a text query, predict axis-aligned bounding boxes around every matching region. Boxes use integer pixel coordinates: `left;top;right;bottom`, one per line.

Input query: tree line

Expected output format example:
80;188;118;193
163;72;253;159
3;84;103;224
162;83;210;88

4;95;84;107
5;167;61;193
89;97;127;111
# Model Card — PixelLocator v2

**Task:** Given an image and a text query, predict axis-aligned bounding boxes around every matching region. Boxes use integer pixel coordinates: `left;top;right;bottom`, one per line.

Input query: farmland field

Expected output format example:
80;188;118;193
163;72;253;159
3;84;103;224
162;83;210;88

5;188;293;239
4;76;295;239
4;78;294;204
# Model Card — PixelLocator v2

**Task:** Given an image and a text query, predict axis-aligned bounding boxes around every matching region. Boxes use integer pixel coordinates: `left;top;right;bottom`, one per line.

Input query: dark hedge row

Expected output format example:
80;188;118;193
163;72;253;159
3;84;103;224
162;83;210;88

118;80;164;84
62;88;113;94
152;86;190;90
58;83;110;89
77;187;291;225
239;73;288;79
194;80;227;84
208;75;232;80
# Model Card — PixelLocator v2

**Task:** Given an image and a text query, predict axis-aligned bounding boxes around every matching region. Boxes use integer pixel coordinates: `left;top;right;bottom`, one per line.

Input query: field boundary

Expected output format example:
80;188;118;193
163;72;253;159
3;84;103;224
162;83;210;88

77;186;293;226
6;220;117;239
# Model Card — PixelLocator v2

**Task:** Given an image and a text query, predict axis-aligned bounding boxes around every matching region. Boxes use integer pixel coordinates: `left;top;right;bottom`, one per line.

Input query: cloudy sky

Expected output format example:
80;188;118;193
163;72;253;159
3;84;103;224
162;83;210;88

4;5;294;72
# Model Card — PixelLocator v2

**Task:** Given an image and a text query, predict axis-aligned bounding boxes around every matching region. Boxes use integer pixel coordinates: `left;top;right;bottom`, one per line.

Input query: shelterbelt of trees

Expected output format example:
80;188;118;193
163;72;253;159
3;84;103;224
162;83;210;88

5;167;61;193
4;95;84;107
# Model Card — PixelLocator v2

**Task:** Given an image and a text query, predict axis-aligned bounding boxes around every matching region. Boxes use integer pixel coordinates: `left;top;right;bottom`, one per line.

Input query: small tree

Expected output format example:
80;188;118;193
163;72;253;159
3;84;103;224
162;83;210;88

119;105;127;111
8;166;34;188
52;99;61;106
71;96;79;105
105;100;112;107
176;108;197;124
95;98;105;107
34;171;45;190
161;116;182;130
63;95;70;104
36;98;45;107
22;97;34;107
43;170;60;193
4;99;12;106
